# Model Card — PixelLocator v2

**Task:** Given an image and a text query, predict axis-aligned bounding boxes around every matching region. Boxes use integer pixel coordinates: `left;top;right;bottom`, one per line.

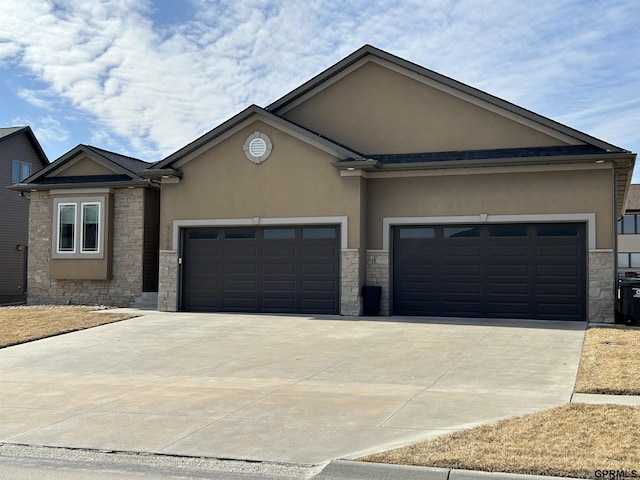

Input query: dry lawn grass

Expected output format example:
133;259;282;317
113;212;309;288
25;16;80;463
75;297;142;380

360;327;640;478
0;306;136;348
361;403;639;479
575;327;640;394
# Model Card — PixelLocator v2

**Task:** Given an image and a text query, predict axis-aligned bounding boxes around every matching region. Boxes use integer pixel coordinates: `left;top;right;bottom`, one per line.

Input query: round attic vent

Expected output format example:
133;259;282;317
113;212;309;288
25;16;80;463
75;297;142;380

243;131;272;164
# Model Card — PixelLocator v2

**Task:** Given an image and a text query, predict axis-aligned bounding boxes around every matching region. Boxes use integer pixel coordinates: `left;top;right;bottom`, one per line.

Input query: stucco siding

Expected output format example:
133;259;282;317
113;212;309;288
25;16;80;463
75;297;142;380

281;61;571;155
366;168;614;250
160;120;364;250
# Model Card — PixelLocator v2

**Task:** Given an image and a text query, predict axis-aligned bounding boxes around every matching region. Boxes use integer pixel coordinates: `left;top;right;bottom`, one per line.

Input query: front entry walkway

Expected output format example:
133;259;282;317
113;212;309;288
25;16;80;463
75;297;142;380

0;313;585;464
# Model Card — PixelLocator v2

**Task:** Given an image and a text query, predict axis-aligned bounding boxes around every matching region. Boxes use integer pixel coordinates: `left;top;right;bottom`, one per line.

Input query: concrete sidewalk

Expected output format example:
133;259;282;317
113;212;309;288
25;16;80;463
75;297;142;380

0;312;585;465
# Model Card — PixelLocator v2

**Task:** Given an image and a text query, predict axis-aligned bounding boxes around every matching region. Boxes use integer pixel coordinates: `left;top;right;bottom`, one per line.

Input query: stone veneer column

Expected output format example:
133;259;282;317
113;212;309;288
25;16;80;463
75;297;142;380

365;250;390;315
588;249;615;323
158;250;178;312
340;249;361;316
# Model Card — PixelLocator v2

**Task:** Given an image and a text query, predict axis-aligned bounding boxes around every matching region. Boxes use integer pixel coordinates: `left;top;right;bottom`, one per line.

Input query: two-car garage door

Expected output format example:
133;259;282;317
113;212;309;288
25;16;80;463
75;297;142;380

392;223;586;321
181;226;340;314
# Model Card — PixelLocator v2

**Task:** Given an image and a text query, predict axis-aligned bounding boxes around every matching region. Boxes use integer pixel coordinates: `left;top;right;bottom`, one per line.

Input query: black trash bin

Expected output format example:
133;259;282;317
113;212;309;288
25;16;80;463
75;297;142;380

618;279;640;326
362;286;382;316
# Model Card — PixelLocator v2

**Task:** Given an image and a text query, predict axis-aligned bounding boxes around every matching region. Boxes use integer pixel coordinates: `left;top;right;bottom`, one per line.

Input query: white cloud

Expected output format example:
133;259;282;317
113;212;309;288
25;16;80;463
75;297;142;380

0;0;638;162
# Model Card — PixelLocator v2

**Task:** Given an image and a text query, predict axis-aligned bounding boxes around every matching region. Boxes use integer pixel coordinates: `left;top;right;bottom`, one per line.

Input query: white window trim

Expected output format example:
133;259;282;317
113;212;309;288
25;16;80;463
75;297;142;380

52;196;106;259
80;202;101;253
382;213;597;250
172;216;349;250
56;202;77;254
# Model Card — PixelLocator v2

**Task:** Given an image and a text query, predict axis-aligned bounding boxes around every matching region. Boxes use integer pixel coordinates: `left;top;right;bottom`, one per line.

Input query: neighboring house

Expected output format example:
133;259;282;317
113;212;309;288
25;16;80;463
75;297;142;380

617;184;640;278
11;145;159;307
0;126;49;303
12;45;638;323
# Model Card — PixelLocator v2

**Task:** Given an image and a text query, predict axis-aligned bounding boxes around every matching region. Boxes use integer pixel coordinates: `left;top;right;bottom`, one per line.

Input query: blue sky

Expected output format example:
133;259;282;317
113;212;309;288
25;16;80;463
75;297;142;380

1;0;639;179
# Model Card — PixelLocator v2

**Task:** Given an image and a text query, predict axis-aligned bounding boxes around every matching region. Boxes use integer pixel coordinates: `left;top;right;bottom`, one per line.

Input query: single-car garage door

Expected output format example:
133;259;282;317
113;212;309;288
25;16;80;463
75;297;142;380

393;223;586;321
181;226;340;314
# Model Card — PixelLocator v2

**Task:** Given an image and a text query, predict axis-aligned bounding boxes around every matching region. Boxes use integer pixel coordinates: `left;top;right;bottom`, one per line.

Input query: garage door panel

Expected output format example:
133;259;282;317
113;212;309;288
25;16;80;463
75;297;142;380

224;264;258;275
263;246;297;257
487;302;530;316
182;227;339;314
302;264;338;275
488;245;528;256
262;298;296;312
488;282;529;294
223;298;257;310
489;264;529;276
393;223;585;321
262;280;296;292
537;245;579;257
263;264;297;275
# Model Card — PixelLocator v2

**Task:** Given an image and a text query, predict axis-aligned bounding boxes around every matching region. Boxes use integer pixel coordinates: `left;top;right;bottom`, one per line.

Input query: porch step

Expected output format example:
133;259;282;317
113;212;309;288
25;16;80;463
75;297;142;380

130;292;158;310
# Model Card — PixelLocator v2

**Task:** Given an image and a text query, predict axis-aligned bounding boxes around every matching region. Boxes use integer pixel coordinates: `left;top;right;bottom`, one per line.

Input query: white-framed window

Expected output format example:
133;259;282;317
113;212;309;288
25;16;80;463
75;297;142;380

53;197;105;258
12;160;31;183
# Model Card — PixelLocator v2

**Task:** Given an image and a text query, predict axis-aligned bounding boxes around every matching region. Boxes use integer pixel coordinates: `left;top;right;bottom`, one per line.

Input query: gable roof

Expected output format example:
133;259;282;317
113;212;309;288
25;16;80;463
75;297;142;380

0;126;49;166
145;105;364;175
267;45;628;153
10;144;156;191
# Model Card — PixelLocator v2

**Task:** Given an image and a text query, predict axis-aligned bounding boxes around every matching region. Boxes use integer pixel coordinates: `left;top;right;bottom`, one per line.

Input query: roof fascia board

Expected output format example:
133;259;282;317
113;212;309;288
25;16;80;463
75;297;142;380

171;109;361;169
269;45;623;152
335;152;634;172
25;146;133;184
9;179;156;192
341;160;614;179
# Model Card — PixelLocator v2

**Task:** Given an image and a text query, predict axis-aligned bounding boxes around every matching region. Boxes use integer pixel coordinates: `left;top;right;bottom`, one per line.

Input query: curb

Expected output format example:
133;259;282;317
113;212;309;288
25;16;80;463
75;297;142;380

314;460;577;480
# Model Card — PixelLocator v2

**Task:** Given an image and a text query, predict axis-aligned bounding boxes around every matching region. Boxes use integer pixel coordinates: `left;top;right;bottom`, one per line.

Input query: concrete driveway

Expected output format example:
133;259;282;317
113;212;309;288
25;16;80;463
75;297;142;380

0;312;584;465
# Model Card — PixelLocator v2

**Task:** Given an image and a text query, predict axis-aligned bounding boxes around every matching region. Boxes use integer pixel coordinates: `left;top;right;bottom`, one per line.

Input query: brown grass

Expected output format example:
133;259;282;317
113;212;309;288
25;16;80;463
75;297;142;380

574;327;640;394
361;404;639;478
0;306;137;348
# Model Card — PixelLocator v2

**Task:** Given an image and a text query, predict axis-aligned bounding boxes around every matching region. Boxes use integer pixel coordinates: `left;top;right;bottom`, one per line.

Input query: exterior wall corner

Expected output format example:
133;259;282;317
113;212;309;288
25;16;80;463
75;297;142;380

340;249;361;315
588;249;615;324
158;250;178;312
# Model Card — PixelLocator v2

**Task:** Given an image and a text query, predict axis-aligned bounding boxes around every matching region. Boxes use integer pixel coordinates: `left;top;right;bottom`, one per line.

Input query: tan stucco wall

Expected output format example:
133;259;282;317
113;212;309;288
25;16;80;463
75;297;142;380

159;120;364;249
281;61;571;154
366;168;614;249
52;156;114;177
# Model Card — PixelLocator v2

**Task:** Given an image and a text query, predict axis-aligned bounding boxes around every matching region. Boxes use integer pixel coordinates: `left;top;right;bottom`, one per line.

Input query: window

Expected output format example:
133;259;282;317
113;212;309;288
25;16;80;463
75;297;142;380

263;228;295;239
58;204;76;252
302;227;336;239
12;160;31;183
53;197;105;258
81;203;100;252
443;226;480;238
619;253;640;268
399;227;435;239
618;214;640;234
536;224;578;236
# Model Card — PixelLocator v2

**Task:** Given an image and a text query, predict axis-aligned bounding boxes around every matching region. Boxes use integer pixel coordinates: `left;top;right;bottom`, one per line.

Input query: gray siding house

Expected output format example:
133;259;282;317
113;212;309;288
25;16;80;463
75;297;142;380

0;127;49;303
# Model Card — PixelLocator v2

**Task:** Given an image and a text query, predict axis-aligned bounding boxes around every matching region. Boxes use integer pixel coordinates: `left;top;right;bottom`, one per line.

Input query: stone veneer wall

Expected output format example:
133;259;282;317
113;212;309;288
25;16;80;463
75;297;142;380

27;188;145;306
365;250;390;315
340;249;361;316
158;250;178;312
588;249;615;323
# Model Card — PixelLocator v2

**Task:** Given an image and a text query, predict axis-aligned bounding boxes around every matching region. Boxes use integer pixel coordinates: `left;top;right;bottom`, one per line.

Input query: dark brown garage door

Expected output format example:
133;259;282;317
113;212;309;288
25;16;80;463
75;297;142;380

181;226;340;314
392;224;586;321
